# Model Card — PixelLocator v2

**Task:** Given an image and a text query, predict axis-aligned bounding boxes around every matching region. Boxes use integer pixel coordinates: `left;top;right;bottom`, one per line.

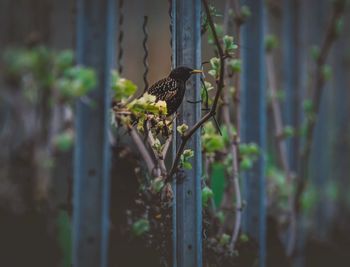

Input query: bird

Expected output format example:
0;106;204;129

144;66;203;115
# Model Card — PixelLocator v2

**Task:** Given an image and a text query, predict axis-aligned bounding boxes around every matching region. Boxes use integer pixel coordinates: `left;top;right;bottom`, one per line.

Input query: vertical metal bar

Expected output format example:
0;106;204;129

283;0;300;172
171;1;178;266
240;1;266;267
73;0;116;266
173;0;202;266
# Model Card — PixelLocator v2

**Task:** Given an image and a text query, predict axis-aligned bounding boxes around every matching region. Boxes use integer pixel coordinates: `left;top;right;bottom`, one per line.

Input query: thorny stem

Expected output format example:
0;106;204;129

294;0;346;215
166;0;226;182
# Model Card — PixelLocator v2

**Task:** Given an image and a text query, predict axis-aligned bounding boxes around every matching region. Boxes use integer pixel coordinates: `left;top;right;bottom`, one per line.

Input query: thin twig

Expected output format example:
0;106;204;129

226;0;244;250
129;126;155;175
266;48;295;256
294;0;346;214
166;0;226;182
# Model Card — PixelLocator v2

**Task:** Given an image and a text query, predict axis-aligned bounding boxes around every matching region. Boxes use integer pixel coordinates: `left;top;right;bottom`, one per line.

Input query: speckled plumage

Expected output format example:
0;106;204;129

144;66;201;115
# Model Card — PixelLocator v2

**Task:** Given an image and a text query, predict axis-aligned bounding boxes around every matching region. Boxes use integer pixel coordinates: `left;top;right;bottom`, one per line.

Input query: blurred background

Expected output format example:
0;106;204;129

0;0;350;266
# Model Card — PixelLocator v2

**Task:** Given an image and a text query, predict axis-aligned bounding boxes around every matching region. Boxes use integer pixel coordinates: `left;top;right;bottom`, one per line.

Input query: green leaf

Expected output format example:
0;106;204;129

112;71;138;101
240;157;253;171
209;57;220;78
223;35;237;54
265;35;279;52
216;210;225;224
202;186;214;207
183;149;194;158
57;66;97;99
219;234;230;246
203;135;224;152
228;59;241;73
132;219;150;236
303;99;314;114
53;131;74;152
127;93;167;115
183;161;193;170
151;177;165;193
283;125;295;138
177;123;189;135
311;46;320;61
322;64;332;81
240;5;252;20
239;234;249;243
335;17;344;36
55;50;74;71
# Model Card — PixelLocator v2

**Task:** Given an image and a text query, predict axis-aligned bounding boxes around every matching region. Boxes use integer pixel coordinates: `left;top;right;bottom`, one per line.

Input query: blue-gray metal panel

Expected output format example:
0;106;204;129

173;0;202;266
73;0;116;266
241;1;266;267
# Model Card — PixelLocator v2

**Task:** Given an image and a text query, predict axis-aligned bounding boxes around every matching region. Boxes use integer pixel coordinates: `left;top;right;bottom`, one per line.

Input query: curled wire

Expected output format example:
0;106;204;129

142;16;149;92
168;0;173;68
118;0;124;74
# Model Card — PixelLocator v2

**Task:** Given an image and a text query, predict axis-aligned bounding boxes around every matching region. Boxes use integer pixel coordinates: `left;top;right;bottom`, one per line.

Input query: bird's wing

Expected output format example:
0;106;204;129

147;77;179;101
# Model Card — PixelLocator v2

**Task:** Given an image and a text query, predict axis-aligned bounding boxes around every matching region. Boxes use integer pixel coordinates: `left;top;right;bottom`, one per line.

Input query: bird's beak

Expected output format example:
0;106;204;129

190;69;203;74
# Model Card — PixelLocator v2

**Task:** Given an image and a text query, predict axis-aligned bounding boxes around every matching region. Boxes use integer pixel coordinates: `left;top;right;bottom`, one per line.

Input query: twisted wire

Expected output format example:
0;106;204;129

142;16;149;92
118;0;124;74
168;0;173;69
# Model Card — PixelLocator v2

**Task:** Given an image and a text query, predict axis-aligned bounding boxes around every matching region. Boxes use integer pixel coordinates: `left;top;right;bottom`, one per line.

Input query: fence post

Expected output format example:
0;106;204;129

73;0;116;266
172;0;202;266
240;1;266;267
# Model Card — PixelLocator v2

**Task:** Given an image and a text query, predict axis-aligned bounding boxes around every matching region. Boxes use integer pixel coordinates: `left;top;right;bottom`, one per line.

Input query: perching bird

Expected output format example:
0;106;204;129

144;66;203;115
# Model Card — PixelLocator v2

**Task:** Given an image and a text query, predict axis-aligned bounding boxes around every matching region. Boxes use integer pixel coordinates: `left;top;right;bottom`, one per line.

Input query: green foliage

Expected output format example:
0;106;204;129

201;81;214;106
202;186;214;208
177;123;189;135
53;130;74;152
283;125;295;138
223;35;238;54
325;181;339;201
240;5;252;20
181;149;194;170
132;219;150;236
228;59;241;73
221;124;237;145
55;50;74;72
57;210;72;267
150;177;165;193
202;122;225;153
311;46;320;61
216;210;225;225
208;24;223;45
265;35;279;52
301;186;318;214
266;164;293;212
3;46;97;102
335;17;344;37
321;64;332;81
208;57;220;78
219;233;230;246
239;143;260;171
239;234;249;243
303;99;314;114
57;66;97;99
127;93;167;116
111;71;138;102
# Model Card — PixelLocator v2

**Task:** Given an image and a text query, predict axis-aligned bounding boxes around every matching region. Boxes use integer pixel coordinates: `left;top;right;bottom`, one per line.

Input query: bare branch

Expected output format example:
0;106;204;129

294;0;346;214
129;126;155;175
266;48;295;256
